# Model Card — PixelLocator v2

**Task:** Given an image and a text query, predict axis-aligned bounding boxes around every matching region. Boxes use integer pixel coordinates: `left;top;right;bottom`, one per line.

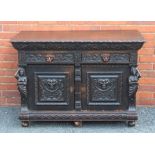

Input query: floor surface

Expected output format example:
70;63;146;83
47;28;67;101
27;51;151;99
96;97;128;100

0;107;155;133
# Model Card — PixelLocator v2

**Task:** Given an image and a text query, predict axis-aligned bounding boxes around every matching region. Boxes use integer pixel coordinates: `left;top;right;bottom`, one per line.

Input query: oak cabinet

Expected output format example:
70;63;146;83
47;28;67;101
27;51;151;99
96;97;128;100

11;30;144;127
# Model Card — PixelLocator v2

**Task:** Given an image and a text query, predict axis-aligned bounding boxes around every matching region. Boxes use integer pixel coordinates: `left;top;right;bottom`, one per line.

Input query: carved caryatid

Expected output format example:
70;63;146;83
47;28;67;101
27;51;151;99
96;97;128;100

15;67;27;97
129;67;141;98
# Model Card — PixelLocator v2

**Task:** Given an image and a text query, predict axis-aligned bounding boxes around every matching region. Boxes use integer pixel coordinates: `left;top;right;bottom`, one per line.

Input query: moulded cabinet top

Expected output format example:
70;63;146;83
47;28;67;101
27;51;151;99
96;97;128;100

11;30;144;43
11;30;145;50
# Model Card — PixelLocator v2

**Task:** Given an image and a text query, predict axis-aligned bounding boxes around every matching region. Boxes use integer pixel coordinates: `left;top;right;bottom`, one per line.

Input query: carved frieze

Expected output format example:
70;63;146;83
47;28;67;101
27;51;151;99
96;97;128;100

24;111;138;121
12;42;144;50
82;53;129;63
25;53;74;64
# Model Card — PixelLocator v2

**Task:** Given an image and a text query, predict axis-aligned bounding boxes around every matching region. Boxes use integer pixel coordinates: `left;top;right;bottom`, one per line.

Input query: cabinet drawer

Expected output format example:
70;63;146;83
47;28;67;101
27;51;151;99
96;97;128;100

82;51;130;64
19;51;75;64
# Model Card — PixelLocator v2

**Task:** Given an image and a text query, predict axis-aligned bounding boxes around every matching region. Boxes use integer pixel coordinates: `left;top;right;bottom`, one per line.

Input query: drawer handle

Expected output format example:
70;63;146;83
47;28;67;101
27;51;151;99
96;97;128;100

46;55;55;63
101;53;110;62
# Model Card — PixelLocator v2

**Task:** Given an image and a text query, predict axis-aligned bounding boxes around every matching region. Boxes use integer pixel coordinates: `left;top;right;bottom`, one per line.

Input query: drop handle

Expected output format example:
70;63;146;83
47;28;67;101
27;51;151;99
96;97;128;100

46;55;55;63
101;53;110;62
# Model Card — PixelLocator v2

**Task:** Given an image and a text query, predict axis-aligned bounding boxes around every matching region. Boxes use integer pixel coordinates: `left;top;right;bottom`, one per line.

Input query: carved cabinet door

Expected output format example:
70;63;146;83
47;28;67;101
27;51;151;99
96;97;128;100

27;65;74;110
81;65;129;110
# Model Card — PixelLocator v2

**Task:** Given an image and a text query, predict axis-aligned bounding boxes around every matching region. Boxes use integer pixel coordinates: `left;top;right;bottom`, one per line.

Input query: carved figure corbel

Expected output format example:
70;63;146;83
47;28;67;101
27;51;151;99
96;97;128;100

129;67;141;98
15;67;27;97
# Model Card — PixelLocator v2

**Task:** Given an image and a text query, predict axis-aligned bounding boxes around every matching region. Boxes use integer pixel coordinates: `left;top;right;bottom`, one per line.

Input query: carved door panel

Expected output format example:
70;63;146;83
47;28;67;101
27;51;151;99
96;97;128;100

81;65;129;110
27;65;74;110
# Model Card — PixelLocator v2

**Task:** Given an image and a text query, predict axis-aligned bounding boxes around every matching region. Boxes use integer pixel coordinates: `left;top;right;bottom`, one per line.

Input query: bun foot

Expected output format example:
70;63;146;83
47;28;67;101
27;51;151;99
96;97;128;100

21;121;29;127
127;121;136;127
74;121;82;127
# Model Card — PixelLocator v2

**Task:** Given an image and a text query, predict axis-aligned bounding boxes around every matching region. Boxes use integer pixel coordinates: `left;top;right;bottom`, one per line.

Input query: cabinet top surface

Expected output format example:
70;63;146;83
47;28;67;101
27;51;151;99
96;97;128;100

11;30;144;43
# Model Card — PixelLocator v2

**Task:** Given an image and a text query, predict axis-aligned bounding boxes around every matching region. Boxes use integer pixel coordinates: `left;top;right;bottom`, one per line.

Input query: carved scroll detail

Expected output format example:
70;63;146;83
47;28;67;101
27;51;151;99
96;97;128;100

129;67;141;98
15;67;27;97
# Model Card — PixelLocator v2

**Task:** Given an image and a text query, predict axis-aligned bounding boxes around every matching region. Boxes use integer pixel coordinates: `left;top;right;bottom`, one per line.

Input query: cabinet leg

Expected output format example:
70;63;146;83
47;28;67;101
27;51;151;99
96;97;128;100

74;121;82;127
127;121;136;127
21;121;30;127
